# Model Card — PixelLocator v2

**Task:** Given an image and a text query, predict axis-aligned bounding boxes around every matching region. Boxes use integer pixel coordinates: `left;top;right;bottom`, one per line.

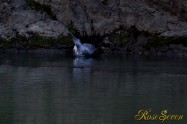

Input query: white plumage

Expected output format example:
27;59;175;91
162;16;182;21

73;37;97;56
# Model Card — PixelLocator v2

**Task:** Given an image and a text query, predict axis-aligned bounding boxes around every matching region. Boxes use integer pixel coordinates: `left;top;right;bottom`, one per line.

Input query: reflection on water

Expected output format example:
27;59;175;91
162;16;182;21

0;53;187;124
73;57;95;79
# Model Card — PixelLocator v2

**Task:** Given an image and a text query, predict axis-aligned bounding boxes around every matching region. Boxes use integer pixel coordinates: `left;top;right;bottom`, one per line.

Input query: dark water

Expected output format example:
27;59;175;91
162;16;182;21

0;53;187;124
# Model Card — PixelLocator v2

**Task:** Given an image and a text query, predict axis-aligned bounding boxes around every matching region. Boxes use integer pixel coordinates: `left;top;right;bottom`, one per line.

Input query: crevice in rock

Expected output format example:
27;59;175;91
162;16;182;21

25;0;56;20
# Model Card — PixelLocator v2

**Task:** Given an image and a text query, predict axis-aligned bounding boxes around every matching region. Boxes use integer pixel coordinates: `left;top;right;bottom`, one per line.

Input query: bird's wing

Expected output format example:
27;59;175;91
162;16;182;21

81;43;96;55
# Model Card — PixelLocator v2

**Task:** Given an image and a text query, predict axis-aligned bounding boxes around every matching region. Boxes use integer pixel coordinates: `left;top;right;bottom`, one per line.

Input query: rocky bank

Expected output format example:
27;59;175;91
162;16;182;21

0;0;187;55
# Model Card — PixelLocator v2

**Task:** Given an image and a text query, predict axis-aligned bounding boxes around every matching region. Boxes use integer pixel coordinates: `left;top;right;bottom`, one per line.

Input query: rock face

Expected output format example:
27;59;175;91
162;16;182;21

30;0;187;37
0;0;68;41
0;0;187;53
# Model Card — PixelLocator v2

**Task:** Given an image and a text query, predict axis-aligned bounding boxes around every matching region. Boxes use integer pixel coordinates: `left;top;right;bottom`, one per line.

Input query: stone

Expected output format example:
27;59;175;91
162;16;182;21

28;20;68;38
0;25;15;40
0;0;187;52
29;0;187;36
103;37;113;45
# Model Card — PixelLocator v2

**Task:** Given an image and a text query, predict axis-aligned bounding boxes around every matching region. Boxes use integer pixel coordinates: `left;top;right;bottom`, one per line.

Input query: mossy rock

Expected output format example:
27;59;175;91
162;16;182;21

29;36;54;48
119;31;129;46
68;25;81;38
29;35;74;48
56;36;74;47
108;30;130;47
144;36;187;50
0;39;16;49
69;28;77;36
0;34;74;49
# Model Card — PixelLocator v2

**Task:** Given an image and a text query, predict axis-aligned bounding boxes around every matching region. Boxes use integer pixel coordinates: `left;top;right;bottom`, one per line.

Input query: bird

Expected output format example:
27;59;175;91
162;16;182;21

72;37;97;57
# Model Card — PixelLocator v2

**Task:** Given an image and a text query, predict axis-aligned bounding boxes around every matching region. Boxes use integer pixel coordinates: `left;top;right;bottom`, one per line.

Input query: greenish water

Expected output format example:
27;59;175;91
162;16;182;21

0;53;187;124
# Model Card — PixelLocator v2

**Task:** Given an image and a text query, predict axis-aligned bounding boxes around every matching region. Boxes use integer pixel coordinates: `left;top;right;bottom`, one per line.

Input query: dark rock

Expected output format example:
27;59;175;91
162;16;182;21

1;0;187;38
0;0;187;56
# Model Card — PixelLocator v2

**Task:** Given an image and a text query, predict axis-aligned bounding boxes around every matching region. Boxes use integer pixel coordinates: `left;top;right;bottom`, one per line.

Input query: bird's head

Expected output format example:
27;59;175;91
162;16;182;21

73;37;82;47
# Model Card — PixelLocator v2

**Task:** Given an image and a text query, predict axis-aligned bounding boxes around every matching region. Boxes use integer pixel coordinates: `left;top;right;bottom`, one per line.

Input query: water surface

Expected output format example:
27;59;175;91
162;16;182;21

0;53;187;124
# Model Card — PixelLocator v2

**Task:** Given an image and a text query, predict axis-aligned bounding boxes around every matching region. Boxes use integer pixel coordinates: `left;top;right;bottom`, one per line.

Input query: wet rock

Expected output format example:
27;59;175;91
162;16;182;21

11;0;27;8
0;0;187;56
0;25;15;40
102;37;113;46
1;0;187;38
0;0;68;39
28;20;68;38
29;0;187;36
159;46;169;53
